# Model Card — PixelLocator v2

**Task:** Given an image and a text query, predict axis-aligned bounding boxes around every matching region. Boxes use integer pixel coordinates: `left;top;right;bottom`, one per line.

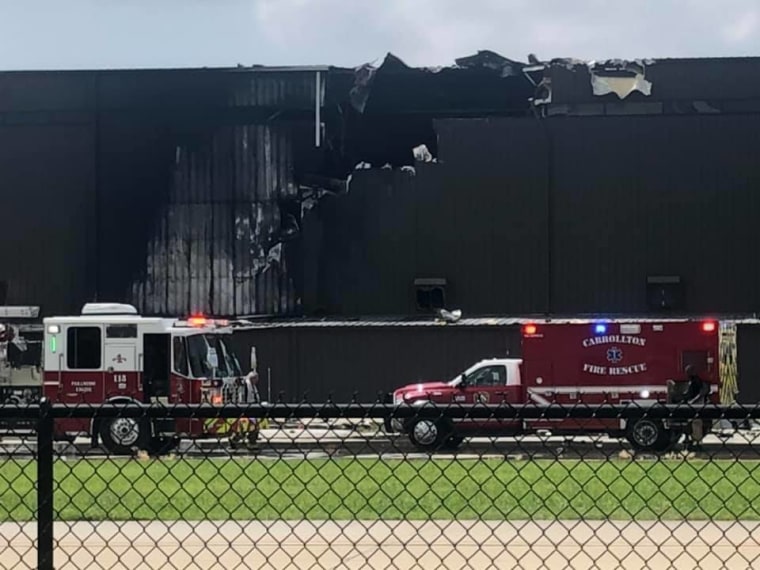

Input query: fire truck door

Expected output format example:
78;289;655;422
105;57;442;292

143;334;170;404
682;350;710;375
104;344;136;394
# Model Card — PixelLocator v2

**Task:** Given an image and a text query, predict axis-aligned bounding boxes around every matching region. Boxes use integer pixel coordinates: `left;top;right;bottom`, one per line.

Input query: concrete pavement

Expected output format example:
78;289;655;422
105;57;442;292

1;519;758;569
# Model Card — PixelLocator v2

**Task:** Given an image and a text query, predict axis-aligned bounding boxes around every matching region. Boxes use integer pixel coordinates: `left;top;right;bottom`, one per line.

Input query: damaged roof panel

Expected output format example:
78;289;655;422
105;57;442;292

349;51;534;116
543;56;760;107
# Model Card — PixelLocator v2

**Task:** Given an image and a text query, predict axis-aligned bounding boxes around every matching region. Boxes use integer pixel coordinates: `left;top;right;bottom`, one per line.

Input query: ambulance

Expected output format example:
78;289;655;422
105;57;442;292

390;319;723;452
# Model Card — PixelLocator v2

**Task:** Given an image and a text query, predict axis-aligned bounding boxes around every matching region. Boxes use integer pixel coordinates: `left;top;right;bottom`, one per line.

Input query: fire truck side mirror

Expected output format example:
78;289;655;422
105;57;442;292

459;373;468;388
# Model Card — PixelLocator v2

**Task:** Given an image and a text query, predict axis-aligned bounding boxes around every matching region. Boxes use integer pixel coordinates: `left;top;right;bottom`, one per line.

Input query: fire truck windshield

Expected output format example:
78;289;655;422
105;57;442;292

206;334;242;378
185;333;241;379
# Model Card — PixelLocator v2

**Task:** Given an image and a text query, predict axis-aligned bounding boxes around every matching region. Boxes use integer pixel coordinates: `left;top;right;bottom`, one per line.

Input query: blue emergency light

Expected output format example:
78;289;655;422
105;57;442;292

594;323;607;334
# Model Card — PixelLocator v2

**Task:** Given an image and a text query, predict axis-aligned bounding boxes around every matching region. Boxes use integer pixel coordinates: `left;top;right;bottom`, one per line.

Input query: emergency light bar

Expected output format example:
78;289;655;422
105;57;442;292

0;306;40;319
178;314;231;328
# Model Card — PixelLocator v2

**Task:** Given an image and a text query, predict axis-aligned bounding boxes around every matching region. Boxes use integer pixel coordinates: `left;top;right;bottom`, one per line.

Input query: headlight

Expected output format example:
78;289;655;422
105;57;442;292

640;390;650;399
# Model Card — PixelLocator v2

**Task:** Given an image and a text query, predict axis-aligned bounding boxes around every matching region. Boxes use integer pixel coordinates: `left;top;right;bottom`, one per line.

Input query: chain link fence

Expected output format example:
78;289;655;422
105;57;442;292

1;401;760;569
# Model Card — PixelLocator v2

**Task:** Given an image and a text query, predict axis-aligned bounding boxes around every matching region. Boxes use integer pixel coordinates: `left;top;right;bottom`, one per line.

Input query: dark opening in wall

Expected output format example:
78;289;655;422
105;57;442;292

646;275;684;312
0;281;7;305
415;277;447;311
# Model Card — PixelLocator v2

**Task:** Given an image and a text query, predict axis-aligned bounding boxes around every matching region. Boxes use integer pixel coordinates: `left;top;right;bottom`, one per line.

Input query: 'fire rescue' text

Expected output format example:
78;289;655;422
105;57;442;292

583;363;648;375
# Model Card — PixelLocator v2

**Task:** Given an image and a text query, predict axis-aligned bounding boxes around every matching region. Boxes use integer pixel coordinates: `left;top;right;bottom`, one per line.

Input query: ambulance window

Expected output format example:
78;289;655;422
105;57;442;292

468;365;506;387
66;326;102;370
173;337;189;376
107;324;137;339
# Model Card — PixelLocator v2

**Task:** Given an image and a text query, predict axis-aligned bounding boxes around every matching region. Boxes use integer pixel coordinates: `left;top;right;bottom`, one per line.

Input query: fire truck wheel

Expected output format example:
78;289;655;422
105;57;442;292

626;418;672;452
99;417;147;455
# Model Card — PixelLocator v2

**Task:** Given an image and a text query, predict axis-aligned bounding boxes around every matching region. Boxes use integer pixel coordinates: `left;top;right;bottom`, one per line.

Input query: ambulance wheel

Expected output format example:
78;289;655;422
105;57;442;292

443;434;465;450
99;417;147;455
626;419;672;452
408;419;446;450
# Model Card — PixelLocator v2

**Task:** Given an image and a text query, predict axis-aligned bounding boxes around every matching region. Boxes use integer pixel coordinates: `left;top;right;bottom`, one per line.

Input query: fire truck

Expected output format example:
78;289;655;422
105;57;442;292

389;319;722;453
0;306;43;410
43;303;259;454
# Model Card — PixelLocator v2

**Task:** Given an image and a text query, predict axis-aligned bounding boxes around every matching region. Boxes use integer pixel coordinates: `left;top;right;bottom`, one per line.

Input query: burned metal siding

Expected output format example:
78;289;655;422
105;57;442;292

127;123;301;316
230;324;521;401
0;68;328;318
93;68;328;317
307;117;549;316
551;114;760;314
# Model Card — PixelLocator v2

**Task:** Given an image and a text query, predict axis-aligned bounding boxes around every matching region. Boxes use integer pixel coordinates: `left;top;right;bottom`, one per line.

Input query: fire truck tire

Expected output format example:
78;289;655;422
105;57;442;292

150;435;180;456
99;417;148;455
626;418;673;452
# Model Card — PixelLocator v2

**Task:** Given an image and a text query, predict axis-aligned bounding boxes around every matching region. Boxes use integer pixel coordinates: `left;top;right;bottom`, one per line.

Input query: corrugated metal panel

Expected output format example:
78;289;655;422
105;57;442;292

93;68;324;111
308;117;550;316
229;71;323;109
737;325;760;404
0;123;96;315
129;123;299;316
229;325;521;401
234;315;757;330
0;71;95;112
550;114;760;314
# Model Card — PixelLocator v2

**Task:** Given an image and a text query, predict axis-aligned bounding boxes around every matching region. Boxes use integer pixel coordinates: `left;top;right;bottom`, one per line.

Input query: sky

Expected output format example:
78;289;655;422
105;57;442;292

1;0;760;70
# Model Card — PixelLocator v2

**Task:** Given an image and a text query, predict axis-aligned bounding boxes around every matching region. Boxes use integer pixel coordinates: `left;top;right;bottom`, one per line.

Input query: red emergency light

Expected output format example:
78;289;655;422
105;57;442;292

523;324;538;336
701;321;716;333
188;315;208;327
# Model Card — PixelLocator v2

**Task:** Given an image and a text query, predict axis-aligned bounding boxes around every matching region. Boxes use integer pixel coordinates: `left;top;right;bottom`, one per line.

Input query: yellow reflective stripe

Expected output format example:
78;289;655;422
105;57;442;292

202;417;266;434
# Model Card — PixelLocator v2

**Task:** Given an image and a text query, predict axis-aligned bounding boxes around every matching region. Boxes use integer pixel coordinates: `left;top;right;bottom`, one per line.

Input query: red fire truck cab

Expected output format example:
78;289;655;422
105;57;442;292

43;303;255;454
390;319;720;452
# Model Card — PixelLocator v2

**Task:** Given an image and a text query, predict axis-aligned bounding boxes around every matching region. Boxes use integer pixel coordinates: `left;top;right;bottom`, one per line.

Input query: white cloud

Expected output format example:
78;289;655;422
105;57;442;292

1;0;760;70
723;11;759;43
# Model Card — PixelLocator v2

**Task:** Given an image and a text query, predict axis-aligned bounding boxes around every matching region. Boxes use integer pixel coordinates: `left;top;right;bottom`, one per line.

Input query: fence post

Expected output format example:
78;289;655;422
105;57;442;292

37;397;54;570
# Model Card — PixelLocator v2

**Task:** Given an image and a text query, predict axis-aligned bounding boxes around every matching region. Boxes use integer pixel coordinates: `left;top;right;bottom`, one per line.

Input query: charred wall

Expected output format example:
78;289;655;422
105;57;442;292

304;118;550;315
0;68;338;317
307;112;760;317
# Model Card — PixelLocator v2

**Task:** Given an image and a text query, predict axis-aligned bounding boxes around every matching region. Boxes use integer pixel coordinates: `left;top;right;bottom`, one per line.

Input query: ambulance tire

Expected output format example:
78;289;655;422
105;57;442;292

626;419;673;453
442;434;465;450
408;418;449;451
99;417;149;456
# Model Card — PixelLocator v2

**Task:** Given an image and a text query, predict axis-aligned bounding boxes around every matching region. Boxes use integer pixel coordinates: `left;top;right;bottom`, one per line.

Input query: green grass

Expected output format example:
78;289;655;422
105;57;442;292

1;458;760;522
